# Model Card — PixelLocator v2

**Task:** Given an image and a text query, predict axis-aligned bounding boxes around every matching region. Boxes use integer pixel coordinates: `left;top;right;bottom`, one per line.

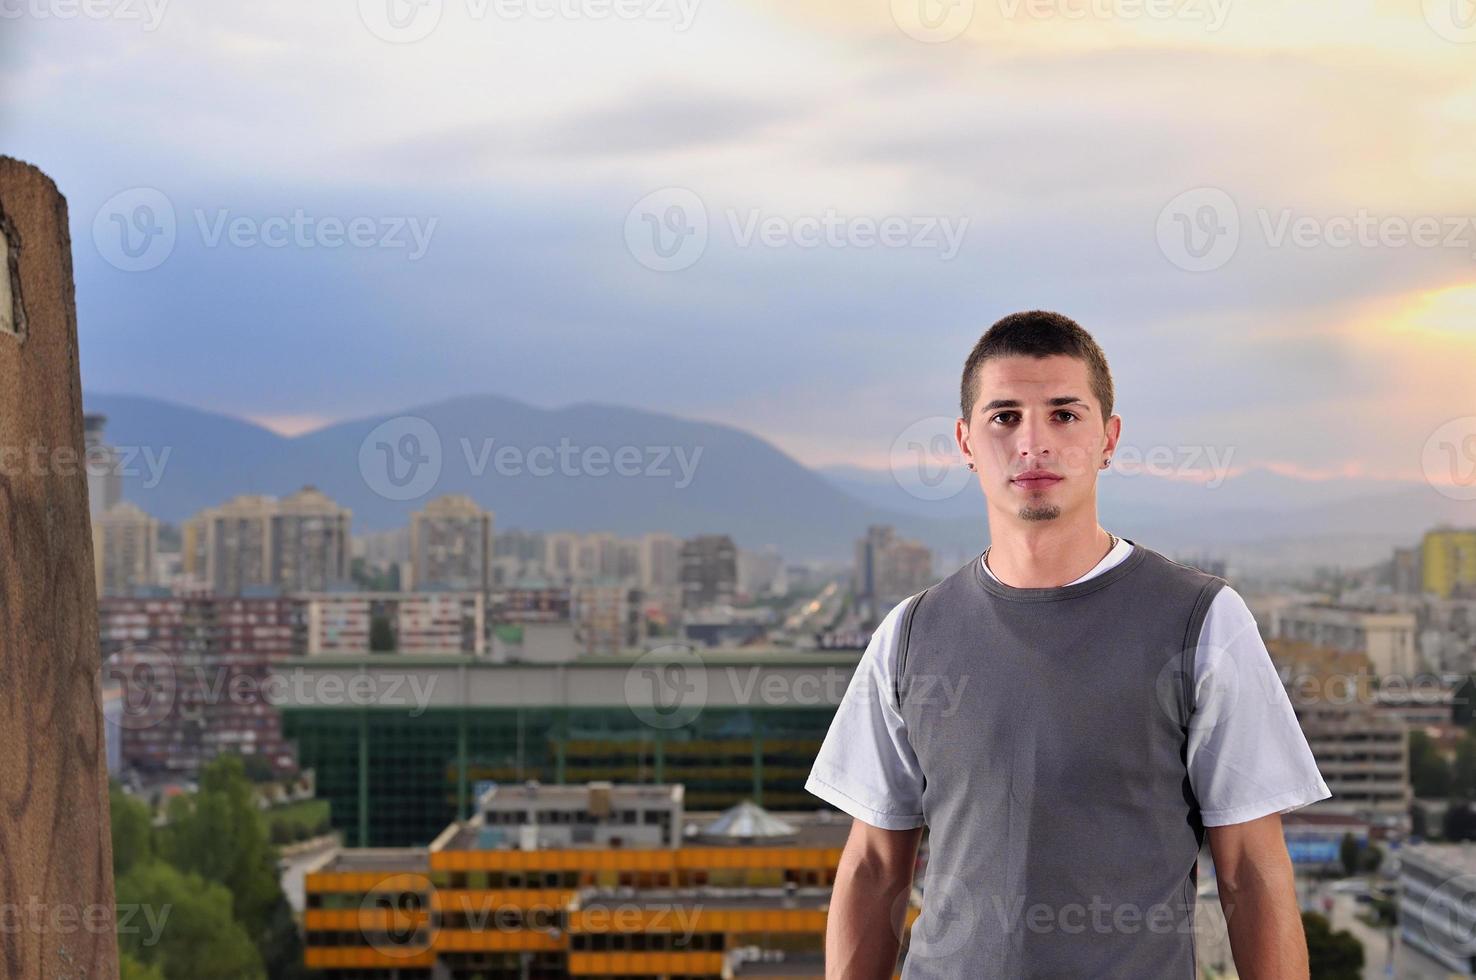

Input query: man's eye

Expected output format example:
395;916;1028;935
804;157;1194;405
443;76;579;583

990;413;1016;424
1057;411;1078;422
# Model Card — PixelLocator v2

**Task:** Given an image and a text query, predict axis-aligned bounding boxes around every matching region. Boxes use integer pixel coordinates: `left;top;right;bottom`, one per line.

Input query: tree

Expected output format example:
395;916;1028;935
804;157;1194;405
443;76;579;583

119;952;165;980
1303;911;1363;980
1455;673;1476;726
1454;735;1476;798
110;782;154;877
259;893;312;980
1444;799;1476;842
1412;801;1429;839
115;861;264;980
369;614;396;652
1339;833;1360;878
1410;729;1452;798
158;755;282;943
240;751;278;784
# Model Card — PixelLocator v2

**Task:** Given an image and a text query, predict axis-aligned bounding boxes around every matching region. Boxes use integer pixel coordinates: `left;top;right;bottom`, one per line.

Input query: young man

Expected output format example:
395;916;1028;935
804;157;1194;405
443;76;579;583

805;311;1330;978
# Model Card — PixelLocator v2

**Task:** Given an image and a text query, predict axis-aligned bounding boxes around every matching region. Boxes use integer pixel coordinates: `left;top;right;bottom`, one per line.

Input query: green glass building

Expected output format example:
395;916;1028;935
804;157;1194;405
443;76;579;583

279;652;858;847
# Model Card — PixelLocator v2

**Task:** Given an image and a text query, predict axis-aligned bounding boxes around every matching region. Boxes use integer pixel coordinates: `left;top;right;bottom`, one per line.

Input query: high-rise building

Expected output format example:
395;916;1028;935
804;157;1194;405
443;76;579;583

202;493;275;594
639;531;687;626
189;487;351;594
1270;639;1409;823
491;528;546;585
1392;546;1421;595
1271;603;1421;676
853;525;934;623
82;413;121;520
409;495;493;592
180;513;209;588
680;534;737;609
1423;527;1476;599
571;579;644;655
641;531;681;589
542;531;643;585
273;486;352;593
543;531;580;582
93;501;158;595
99;595;298;776
738;545;784;599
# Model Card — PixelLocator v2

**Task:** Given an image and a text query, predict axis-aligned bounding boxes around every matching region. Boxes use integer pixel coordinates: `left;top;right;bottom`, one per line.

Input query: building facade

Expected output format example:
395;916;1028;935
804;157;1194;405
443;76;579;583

853;525;933;625
1272;603;1421;676
1423;528;1476;600
300;783;872;979
93;500;159;596
680;535;737;609
187;487;353;595
99;595;299;775
278;651;853;847
409;495;493;593
301;592;487;656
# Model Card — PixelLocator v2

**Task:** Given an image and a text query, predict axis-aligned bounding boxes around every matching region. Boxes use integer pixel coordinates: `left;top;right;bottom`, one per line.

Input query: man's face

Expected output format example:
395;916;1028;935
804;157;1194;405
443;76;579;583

956;354;1118;525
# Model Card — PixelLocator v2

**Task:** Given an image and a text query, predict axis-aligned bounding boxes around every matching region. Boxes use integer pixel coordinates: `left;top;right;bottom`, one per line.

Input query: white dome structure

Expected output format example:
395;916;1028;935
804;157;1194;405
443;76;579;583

696;799;798;845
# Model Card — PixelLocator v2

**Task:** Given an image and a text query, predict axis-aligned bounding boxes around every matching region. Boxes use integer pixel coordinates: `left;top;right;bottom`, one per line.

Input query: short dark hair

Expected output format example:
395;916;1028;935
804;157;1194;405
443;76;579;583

959;310;1114;423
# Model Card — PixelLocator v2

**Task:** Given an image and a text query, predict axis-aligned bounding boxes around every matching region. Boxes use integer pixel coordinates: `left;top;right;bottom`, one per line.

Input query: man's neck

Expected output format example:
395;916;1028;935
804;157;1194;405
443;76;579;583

984;522;1116;589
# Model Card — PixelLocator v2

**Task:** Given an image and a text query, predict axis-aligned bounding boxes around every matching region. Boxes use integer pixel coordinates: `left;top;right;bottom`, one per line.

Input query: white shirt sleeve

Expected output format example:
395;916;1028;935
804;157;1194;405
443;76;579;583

1188;585;1332;827
804;593;928;830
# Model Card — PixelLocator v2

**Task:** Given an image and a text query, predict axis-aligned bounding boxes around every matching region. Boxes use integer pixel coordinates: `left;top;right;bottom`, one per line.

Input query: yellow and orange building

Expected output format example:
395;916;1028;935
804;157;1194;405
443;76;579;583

302;781;919;978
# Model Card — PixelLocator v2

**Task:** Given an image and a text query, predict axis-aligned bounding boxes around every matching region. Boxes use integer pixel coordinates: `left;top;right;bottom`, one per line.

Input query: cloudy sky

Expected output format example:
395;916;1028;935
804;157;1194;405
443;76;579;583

2;0;1474;482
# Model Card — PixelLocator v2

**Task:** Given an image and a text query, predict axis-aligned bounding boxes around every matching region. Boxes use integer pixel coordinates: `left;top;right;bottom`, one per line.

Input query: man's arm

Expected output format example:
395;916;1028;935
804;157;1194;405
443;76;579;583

1208;812;1308;979
826;819;923;980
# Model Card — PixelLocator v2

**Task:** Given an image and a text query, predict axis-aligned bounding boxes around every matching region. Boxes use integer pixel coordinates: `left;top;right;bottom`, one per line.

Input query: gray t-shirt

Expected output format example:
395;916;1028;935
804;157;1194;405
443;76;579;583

807;538;1329;977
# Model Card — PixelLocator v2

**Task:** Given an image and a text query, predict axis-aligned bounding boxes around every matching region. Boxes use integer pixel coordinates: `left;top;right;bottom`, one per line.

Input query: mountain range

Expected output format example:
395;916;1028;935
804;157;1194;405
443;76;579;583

84;392;1462;578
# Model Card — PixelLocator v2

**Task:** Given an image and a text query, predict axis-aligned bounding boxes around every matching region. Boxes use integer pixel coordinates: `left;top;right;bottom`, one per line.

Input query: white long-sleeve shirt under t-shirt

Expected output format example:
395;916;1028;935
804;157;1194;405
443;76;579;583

804;537;1332;830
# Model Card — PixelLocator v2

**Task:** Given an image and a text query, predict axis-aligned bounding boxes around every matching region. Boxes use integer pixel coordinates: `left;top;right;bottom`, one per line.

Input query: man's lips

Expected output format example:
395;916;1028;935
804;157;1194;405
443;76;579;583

1012;471;1062;489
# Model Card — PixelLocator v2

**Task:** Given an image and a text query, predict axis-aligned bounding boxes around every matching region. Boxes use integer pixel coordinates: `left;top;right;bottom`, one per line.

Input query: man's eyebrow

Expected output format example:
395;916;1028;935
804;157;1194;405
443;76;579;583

980;396;1091;413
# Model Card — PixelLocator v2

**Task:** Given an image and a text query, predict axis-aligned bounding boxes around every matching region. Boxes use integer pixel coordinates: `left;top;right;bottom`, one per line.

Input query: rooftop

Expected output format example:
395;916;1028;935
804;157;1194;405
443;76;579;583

280;648;862;669
317;848;430;874
479;781;683;808
576;888;832;913
1403;842;1476;877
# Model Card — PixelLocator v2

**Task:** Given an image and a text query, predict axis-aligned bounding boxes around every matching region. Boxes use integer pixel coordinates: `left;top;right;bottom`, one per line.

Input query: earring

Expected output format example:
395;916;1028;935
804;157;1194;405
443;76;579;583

967;462;976;470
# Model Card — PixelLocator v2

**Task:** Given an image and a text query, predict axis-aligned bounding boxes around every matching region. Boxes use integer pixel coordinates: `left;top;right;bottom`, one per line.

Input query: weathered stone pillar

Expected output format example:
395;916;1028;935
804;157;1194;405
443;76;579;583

0;156;119;978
